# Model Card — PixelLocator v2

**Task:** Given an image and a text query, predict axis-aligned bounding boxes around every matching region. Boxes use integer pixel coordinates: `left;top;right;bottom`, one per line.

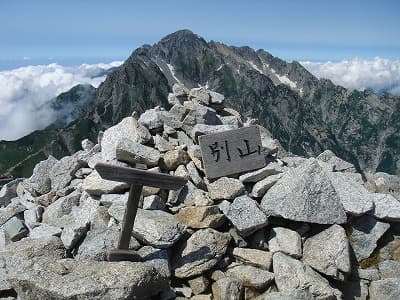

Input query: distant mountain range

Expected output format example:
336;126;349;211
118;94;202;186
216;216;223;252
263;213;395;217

1;30;399;178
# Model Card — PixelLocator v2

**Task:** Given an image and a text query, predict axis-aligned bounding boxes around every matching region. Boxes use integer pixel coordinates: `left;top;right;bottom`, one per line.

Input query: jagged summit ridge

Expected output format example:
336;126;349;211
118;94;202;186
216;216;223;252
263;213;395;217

1;84;400;299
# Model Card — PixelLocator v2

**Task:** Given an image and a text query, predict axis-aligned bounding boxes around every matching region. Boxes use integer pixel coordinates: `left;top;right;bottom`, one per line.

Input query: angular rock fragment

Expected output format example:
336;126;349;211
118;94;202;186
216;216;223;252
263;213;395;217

116;139;160;166
225;263;274;289
251;173;282;198
160;149;190;171
239;163;283;183
370;193;400;221
302;224;350;280
232;248;273;270
369;278;400;300
261;159;347;224
82;171;129;196
176;205;225;229
23;156;58;196
226;195;268;237
208;177;245;201
138;108;163;130
142;195;166;210
50;156;83;192
268;227;302;258
273;252;342;299
29;224;62;239
0;179;22;207
188;276;209;295
212;277;243;300
349;215;390;262
173;228;231;278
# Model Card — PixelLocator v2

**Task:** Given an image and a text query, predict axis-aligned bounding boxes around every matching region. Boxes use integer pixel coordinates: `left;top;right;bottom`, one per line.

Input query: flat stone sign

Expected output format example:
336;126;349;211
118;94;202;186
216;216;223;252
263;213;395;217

199;126;266;179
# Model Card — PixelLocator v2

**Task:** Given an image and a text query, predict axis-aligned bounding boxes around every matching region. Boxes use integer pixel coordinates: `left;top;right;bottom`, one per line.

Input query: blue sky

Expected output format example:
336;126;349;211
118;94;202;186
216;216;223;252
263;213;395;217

0;0;399;69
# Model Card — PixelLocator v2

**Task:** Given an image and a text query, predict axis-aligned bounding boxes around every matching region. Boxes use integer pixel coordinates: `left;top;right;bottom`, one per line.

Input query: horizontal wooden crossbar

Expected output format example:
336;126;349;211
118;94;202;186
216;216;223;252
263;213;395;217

95;163;187;190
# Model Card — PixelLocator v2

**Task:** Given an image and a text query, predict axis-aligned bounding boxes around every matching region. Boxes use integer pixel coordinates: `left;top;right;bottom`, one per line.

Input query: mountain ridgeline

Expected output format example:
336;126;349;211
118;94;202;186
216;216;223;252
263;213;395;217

1;30;399;178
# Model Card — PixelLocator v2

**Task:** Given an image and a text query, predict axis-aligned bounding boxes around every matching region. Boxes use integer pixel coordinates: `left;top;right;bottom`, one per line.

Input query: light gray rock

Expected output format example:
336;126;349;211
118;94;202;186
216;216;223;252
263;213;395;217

42;191;81;227
3;216;28;242
168;93;180;106
268;227;302;258
219;115;241;128
379;260;400;279
208;90;225;105
212;277;243;300
30;224;62;239
273;252;343;299
261;159;347;224
262;290;313;300
81;139;95;151
108;207;185;248
181;103;221;134
188;276;209;295
186;161;206;189
74;167;93;179
239;163;283;183
189;87;210;105
8;258;169;300
82;170;129;196
370;193;400;221
50;156;83;192
0;179;22;207
218;200;231;215
101;116;140;161
190;124;236;141
23;205;44;229
23;156;58;196
176;205;225;229
208;177;245;201
317;150;356;172
349;215;390;262
173;228;231;278
143;195;166;210
100;193;129;207
160;149;190;171
76;227;140;261
0;201;26;227
369;278;400;300
251;173;283;198
154;134;175;152
61;224;87;249
232;248;273;270
357;267;380;281
327;171;374;215
226;195;268;237
138;108;163;130
173;83;189;97
225;263;274;289
303;224;350;280
139;245;171;278
116;139;160;167
187;145;203;170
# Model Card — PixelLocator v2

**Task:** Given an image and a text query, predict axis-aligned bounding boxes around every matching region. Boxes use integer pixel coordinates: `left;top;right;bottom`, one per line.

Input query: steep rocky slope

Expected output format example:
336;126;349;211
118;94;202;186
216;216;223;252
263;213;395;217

1;85;400;299
1;30;399;179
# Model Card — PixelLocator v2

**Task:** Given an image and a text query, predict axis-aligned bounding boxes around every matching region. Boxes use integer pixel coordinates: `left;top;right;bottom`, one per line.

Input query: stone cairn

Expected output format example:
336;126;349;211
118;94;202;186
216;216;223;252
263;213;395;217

1;83;400;300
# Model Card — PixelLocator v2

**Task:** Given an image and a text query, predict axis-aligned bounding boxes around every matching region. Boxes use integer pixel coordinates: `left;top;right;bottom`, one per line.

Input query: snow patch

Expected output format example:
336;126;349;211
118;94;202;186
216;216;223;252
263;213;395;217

216;64;224;71
167;63;181;84
270;68;297;89
248;61;263;74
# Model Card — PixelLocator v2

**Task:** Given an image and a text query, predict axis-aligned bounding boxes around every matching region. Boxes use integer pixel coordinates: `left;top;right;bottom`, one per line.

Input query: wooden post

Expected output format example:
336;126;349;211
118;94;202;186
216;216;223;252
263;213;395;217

95;163;187;262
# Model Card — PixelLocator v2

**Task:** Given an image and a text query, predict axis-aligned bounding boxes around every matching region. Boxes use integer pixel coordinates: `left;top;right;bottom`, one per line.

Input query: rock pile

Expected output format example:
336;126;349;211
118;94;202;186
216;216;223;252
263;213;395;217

1;84;400;299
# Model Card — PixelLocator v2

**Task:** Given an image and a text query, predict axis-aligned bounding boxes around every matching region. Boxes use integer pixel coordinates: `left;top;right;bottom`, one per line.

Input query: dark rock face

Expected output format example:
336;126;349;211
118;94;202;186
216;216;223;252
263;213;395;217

1;29;400;181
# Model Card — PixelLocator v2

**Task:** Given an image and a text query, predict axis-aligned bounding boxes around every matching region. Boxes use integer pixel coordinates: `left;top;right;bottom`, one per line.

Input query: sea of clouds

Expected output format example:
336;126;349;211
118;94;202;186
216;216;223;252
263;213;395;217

0;57;399;141
301;57;400;95
0;61;123;141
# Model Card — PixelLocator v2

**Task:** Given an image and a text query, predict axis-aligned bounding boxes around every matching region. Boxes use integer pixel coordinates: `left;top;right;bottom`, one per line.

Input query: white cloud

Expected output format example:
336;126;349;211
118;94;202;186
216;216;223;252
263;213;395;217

0;61;123;141
301;57;400;95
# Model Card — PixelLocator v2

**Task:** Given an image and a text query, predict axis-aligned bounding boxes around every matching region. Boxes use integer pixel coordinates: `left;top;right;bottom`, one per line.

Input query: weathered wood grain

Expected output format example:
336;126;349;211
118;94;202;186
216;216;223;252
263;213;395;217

199;126;266;179
95;163;187;190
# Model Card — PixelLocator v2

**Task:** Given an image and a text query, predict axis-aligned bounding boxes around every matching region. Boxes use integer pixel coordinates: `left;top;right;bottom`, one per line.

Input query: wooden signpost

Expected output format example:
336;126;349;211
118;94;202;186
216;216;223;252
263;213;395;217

95;162;187;262
199;126;266;179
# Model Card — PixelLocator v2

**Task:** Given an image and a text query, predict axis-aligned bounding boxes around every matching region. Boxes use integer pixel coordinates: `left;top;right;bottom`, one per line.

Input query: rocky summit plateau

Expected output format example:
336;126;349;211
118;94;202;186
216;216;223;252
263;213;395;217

1;84;400;300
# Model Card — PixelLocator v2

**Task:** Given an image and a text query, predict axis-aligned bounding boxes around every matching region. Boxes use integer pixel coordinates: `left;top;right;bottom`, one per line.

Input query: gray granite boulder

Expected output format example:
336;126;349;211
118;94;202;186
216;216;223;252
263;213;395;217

189;87;210;105
29;224;62;239
317;150;356;172
239;163;283;183
173;83;189;97
138;108;163;130
173;228;231;278
268;227;302;258
101;116;140;161
23;156;58;196
50;156;83;192
142;195;166;210
273;252;342;299
379;260;400;279
225;263;274;289
370;193;400;221
261;159;347;224
116;139;160;167
302;224;350;280
226;195;268;237
41;191;81;227
369;278;400;300
181;103;221;134
208;90;225;105
0;179;22;207
160;149;190;171
176;205;225;229
190;124;236;141
349;215;390;262
108;206;185;248
327;171;374;215
82;170;129;196
3;216;28;242
212;278;242;300
208;177;245;201
232;248;273;270
251;173;283;198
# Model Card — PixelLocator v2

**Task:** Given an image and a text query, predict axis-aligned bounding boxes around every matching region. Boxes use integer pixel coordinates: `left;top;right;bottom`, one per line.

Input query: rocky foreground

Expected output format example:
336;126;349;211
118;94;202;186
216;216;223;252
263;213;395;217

1;84;400;300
